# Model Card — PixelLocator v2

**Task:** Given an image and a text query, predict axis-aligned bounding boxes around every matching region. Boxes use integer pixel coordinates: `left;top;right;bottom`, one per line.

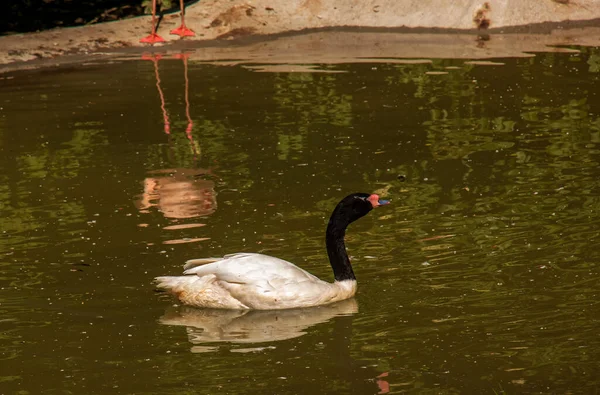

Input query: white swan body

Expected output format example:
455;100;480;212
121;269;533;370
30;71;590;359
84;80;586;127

156;253;356;310
155;193;389;310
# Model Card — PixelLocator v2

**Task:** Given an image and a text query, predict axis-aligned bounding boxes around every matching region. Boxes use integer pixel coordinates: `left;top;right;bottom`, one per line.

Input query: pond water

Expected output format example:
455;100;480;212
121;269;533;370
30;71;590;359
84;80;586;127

1;45;600;394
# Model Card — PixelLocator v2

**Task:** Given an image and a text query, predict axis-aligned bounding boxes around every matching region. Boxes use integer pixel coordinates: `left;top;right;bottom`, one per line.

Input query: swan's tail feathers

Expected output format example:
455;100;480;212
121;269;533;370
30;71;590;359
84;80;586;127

154;275;212;302
155;276;194;294
183;257;222;270
154;274;248;309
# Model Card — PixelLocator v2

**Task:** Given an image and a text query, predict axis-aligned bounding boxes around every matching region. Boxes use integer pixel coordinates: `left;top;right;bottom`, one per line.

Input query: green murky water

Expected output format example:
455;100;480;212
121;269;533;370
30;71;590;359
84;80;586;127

1;46;600;394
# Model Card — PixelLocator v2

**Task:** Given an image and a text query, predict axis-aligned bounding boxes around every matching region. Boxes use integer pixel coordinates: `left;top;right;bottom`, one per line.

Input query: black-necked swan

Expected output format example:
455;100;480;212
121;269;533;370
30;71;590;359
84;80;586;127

155;192;389;310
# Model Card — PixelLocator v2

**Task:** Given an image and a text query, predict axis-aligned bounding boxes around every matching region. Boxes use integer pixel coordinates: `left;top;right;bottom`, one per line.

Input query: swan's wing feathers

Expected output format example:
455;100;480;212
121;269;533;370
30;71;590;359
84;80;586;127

183;257;222;270
182;253;319;284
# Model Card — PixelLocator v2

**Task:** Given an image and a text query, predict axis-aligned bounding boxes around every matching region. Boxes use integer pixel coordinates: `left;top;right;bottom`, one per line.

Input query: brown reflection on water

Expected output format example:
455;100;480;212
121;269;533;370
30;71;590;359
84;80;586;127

135;168;217;219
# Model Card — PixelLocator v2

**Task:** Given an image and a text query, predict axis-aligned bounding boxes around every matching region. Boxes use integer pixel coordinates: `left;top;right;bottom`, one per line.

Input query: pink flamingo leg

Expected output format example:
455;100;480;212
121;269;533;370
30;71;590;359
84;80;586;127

170;0;195;37
140;0;166;43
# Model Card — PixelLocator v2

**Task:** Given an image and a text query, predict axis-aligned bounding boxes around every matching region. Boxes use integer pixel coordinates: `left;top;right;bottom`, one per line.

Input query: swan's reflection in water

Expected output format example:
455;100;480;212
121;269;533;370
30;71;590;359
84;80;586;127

159;298;358;353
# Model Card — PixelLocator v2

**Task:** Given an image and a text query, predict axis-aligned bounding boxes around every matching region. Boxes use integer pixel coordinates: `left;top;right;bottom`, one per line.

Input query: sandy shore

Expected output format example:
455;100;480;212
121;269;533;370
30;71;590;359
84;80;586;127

1;0;599;73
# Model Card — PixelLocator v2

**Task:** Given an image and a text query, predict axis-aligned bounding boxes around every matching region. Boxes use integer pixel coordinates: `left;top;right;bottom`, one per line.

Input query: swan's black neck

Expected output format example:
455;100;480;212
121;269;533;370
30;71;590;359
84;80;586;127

326;221;355;281
324;193;377;282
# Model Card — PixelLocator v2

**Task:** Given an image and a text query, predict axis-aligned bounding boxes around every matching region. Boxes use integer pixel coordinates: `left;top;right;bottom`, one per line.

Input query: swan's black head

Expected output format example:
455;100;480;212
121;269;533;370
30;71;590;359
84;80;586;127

332;192;390;226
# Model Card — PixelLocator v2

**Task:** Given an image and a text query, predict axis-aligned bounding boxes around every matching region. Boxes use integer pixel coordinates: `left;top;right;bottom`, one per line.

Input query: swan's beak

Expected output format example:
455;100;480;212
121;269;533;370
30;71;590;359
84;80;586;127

368;194;390;207
377;199;390;206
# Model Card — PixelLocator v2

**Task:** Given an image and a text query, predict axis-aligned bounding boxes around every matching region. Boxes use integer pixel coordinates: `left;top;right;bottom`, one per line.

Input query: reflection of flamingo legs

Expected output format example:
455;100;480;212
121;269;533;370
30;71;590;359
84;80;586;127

174;53;199;157
376;372;390;394
140;0;166;44
142;54;171;134
170;0;195;37
144;52;198;156
142;50;200;163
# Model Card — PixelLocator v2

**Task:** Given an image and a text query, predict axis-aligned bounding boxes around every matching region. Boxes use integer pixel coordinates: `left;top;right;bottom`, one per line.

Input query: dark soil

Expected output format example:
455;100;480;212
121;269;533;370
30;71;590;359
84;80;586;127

0;0;196;35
